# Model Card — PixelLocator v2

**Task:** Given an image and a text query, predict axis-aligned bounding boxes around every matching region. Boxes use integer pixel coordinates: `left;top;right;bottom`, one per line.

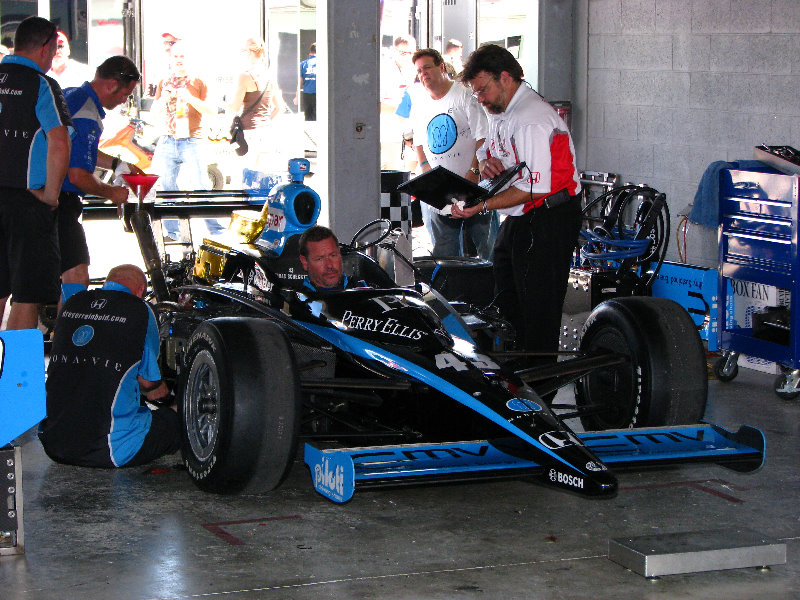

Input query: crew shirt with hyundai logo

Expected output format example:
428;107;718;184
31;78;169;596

39;281;162;467
0;55;74;190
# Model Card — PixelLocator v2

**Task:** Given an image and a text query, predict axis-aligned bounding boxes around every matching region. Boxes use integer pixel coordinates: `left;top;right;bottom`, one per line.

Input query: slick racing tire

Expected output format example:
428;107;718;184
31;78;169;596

180;318;300;494
575;297;707;431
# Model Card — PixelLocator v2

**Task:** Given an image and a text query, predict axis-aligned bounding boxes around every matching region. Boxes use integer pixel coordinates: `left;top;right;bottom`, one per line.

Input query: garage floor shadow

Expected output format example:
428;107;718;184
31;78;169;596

2;367;798;600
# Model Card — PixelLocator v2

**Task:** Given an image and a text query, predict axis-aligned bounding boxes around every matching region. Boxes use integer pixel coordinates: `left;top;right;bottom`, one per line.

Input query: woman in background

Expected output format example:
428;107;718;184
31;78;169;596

228;37;284;174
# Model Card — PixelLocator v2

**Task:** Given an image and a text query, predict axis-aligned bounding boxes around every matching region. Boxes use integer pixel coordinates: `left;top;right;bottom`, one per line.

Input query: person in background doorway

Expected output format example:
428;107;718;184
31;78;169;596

151;40;213;191
145;31;181;97
228;37;284;174
0;17;73;330
47;31;93;89
443;38;464;78
294;42;317;122
380;35;417;171
151;40;224;237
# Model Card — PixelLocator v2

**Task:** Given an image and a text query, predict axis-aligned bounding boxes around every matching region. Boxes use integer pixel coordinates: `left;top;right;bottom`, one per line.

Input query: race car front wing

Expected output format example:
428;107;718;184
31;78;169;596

304;423;765;503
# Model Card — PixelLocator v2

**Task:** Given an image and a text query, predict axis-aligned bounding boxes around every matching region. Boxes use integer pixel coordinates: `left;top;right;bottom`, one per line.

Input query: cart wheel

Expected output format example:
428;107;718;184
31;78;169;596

774;370;800;401
576;297;707;430
712;355;739;382
180;317;300;494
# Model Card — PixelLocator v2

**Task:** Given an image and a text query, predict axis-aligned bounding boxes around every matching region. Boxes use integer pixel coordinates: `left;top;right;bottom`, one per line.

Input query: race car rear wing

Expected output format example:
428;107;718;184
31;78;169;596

303;423;765;503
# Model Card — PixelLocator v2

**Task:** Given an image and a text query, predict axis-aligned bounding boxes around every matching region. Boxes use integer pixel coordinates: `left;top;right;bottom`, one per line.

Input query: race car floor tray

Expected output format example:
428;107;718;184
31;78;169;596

608;528;787;578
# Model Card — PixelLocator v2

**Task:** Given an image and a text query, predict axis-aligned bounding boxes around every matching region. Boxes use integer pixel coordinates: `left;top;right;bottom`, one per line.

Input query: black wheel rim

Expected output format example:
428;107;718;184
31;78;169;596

580;329;640;428
185;350;220;460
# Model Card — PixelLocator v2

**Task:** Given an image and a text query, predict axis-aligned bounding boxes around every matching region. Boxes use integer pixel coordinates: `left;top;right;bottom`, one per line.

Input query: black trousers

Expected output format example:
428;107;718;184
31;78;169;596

301;92;316;121
492;197;582;365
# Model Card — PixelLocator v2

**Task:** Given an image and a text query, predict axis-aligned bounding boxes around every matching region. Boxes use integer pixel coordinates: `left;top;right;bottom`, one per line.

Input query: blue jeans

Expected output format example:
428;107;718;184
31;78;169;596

429;211;494;259
151;136;224;238
151;136;208;191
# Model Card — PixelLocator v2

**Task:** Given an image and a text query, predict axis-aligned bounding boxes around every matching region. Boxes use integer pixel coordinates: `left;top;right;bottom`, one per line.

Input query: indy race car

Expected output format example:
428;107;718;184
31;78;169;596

113;159;765;503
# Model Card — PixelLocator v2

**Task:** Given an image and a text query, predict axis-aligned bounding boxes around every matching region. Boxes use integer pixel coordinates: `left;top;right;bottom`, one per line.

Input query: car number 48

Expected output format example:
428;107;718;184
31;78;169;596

435;352;499;371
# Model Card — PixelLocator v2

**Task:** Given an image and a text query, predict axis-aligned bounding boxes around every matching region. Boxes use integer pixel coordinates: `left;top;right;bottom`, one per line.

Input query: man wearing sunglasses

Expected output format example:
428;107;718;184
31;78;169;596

0;16;73;330
452;44;582;388
47;31;92;89
58;55;144;294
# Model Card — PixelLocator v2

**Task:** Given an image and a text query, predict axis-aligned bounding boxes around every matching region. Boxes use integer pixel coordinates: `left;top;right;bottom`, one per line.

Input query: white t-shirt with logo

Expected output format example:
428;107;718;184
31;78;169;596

411;81;488;177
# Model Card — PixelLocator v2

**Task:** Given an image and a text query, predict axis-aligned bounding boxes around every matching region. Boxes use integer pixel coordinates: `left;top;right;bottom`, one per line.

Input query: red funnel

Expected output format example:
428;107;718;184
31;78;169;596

122;174;160;201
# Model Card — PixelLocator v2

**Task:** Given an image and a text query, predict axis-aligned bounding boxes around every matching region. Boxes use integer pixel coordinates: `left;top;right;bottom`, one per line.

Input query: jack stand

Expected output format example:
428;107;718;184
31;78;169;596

0;445;24;555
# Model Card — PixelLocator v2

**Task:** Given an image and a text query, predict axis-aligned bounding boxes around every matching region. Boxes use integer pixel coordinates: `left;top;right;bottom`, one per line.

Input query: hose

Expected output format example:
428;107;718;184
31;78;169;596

579;185;670;288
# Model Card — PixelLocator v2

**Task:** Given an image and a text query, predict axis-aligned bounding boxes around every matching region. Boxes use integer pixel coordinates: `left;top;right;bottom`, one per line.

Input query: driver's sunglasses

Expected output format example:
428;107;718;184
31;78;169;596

114;72;141;83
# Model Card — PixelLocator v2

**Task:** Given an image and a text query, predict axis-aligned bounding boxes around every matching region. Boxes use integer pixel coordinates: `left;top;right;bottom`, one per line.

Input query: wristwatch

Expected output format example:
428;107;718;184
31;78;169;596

469;167;480;175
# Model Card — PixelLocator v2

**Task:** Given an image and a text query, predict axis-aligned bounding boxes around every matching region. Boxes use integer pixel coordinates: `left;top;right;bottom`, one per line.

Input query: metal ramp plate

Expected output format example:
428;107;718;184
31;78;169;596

608;529;786;578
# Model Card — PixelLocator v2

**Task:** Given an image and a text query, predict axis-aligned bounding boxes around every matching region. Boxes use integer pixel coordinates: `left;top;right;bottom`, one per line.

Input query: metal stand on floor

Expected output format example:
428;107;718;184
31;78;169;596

0;445;24;555
0;329;48;556
609;528;786;578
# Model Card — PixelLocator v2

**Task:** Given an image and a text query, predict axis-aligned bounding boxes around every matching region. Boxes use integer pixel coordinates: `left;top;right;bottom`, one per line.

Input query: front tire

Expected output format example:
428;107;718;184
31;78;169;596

180;318;300;493
576;297;707;430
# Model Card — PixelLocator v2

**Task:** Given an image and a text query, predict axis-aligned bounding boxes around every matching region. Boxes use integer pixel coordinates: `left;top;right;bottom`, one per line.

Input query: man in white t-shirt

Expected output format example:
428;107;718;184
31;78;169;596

410;48;490;258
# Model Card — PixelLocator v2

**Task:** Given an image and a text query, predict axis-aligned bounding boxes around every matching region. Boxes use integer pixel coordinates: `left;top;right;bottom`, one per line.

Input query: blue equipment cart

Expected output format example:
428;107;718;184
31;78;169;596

714;166;800;399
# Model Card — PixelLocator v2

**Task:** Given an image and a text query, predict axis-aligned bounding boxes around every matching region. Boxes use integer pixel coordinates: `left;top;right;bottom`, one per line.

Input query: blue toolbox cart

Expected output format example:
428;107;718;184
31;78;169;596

713;166;800;399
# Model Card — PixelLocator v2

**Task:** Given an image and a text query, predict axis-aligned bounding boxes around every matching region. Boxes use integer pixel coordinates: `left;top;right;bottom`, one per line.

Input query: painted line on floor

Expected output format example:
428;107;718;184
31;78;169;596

201;515;302;545
620;478;746;503
142;553;609;600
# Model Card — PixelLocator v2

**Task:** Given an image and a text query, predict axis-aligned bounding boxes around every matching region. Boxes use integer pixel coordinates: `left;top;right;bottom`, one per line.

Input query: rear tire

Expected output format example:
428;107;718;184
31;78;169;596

180;318;300;493
576;297;707;430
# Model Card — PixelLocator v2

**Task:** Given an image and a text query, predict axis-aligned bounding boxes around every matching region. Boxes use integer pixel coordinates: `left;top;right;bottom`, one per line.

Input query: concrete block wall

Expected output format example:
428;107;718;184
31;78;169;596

581;0;800;262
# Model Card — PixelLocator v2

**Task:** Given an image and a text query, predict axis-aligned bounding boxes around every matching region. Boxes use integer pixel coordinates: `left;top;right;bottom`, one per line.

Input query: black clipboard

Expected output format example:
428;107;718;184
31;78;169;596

396;162;527;210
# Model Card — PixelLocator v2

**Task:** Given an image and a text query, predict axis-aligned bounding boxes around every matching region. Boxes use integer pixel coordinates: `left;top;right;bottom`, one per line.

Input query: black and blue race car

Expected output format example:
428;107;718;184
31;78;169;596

117;160;765;503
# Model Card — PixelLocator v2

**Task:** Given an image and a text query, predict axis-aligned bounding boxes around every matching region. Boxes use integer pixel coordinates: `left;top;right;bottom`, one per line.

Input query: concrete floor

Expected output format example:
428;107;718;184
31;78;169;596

2;365;798;600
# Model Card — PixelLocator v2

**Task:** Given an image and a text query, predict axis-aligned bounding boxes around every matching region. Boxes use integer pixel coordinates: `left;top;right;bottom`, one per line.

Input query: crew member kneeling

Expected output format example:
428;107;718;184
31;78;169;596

39;264;181;468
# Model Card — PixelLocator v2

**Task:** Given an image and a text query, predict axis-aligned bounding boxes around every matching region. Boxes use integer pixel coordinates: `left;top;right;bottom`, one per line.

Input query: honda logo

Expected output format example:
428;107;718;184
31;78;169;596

538;431;574;450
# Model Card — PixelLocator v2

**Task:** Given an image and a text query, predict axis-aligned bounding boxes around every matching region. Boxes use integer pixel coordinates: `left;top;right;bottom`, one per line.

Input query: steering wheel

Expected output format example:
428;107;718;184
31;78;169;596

347;219;395;251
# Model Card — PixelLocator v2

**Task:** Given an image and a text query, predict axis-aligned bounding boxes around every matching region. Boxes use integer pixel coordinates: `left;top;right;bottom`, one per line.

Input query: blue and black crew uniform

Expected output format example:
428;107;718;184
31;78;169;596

0;54;74;303
39;282;181;467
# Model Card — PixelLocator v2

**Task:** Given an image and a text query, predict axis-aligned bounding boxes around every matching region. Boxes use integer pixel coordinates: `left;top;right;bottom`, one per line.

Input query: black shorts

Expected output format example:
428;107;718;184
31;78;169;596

0;187;60;303
124;407;182;467
57;191;90;273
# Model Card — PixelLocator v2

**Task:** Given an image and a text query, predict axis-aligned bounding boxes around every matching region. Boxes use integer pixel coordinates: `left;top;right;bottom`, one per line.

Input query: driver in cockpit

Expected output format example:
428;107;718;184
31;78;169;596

298;225;360;293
